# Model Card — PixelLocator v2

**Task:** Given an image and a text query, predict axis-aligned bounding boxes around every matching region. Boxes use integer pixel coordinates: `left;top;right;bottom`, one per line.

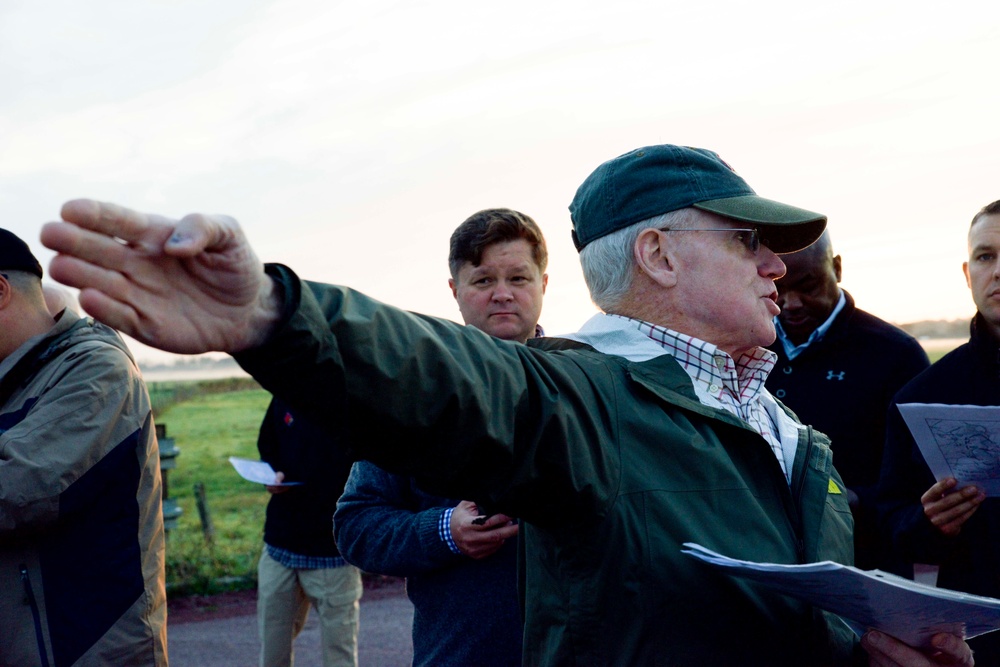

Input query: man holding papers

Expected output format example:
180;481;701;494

880;199;1000;663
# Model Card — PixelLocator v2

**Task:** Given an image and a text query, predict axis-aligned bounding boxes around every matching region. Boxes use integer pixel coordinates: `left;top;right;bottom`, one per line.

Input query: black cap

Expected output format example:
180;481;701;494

0;228;43;278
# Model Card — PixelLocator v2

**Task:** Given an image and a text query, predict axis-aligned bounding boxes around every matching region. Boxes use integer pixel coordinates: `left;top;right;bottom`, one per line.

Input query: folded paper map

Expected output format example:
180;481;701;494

898;403;1000;495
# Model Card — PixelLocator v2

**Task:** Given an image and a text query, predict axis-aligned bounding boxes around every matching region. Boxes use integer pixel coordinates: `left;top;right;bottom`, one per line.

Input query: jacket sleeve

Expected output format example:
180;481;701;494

877;401;955;564
334;461;462;576
0;341;147;534
234;266;619;529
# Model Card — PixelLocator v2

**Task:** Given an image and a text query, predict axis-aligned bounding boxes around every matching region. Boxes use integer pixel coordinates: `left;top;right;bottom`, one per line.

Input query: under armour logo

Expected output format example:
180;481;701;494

826;370;846;381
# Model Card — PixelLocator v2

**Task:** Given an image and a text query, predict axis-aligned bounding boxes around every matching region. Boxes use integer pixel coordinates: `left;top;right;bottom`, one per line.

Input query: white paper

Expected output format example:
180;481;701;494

681;543;1000;649
228;457;303;486
897;403;1000;495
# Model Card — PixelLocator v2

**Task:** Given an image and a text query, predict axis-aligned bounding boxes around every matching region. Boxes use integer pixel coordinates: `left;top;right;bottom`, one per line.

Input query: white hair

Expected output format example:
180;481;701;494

579;208;698;312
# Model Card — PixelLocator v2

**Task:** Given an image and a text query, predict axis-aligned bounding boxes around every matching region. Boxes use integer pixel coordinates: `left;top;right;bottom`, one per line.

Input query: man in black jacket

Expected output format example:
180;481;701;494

765;230;929;570
256;396;360;667
878;199;1000;664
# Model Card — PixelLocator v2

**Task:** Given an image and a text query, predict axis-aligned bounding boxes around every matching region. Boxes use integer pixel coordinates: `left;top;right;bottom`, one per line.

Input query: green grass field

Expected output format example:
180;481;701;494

921;338;963;364
154;384;273;596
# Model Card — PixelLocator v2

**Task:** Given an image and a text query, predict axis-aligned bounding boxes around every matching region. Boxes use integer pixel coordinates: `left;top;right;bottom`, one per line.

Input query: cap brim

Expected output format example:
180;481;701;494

693;195;827;254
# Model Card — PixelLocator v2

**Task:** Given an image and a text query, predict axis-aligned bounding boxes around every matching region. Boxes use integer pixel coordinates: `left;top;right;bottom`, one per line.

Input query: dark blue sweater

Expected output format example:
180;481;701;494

335;460;522;667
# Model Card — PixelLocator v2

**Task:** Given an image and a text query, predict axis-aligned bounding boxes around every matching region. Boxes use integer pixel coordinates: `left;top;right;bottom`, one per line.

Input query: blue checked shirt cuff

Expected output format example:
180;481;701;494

439;507;462;555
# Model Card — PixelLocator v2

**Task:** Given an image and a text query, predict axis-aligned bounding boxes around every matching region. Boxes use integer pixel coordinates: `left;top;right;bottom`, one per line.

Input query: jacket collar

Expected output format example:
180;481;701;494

557;312;671;362
773;289;850;359
969;312;1000;366
551;313;801;440
0;310;85;377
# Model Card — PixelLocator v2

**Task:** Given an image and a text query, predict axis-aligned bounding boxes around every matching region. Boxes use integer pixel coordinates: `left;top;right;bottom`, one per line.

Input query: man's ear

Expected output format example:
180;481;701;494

540;273;548;294
963;261;972;289
634;228;678;288
0;275;12;310
830;255;844;283
448;277;458;300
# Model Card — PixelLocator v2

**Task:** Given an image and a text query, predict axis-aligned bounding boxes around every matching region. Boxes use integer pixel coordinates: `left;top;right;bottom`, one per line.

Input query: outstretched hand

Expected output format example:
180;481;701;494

40;199;281;354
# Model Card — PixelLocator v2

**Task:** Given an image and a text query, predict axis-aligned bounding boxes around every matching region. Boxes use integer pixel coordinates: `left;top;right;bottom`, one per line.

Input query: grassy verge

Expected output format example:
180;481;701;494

153;383;273;597
920;338;964;364
148;376;264;419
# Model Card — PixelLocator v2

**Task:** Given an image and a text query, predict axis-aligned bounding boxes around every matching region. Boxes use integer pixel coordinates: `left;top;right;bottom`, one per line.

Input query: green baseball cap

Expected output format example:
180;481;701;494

569;145;826;254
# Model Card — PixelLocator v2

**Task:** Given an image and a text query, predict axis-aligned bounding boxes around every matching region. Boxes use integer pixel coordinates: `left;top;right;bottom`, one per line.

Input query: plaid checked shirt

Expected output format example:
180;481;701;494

612;315;790;482
265;544;349;570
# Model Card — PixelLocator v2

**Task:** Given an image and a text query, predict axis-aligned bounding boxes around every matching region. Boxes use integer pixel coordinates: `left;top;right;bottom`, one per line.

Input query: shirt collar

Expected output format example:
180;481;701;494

608;314;776;402
774;289;846;360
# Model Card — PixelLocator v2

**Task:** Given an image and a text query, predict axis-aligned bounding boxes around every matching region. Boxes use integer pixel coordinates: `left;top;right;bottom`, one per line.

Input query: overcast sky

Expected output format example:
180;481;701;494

2;0;998;364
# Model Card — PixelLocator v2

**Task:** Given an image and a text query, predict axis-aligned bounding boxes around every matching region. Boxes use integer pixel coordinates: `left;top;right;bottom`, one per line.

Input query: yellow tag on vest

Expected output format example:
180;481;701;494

828;479;842;494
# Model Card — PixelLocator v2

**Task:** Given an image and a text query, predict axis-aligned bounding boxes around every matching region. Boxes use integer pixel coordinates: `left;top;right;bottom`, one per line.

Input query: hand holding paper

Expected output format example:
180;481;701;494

920;477;986;537
898;404;1000;495
228;457;303;486
681;542;1000;650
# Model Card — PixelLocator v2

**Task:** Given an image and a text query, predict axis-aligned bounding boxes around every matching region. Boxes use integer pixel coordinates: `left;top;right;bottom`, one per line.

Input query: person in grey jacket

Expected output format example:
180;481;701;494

335;208;544;666
0;228;167;667
41;146;974;666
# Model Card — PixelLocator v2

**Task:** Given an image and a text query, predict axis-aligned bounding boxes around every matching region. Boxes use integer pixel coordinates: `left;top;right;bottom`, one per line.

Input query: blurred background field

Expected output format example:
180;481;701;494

921;338;966;364
149;379;273;597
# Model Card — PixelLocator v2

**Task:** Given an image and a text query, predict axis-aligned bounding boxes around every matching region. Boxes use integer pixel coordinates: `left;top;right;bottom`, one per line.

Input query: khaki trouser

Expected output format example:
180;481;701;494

257;548;363;667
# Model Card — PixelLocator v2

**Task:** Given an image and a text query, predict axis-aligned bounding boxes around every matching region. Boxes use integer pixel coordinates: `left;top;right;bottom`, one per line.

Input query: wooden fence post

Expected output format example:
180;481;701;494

193;482;215;545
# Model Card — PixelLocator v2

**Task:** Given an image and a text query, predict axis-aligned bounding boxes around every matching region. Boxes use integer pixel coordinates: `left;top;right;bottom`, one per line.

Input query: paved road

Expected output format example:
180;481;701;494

168;581;414;667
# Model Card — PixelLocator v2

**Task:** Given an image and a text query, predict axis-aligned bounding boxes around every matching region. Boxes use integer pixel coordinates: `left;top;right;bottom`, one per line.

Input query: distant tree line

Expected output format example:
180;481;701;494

897;318;970;339
139;355;241;372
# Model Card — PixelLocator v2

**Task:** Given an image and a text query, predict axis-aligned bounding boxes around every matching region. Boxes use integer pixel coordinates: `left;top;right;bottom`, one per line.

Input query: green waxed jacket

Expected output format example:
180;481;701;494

237;267;862;666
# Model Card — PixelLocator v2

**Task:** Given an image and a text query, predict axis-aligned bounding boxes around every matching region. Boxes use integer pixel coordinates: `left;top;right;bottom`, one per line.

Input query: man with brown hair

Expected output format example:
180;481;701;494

335;208;546;667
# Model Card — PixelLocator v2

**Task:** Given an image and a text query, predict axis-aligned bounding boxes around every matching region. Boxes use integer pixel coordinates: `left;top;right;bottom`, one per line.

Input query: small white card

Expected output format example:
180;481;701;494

228;457;303;486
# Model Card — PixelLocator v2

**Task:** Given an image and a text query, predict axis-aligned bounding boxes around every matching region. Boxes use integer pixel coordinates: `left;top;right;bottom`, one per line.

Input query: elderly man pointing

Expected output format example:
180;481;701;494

41;145;973;666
